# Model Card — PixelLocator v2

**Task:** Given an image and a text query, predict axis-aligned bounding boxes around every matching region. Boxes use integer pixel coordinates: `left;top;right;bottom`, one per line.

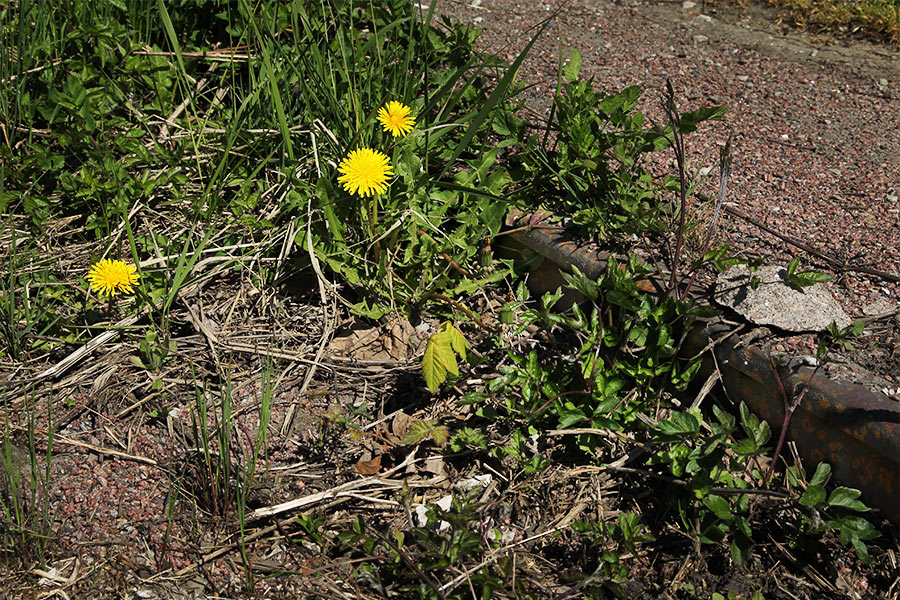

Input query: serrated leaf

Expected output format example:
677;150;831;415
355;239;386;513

561;265;599;300
428;325;465;366
450;428;488;451
712;404;736;432
655;411;700;436
731;438;759;456
564;48;582;82
430;425;449;447
422;324;469;392
404;420;434;445
422;338;448;393
443;322;468;361
434;334;459;377
403;420;449;447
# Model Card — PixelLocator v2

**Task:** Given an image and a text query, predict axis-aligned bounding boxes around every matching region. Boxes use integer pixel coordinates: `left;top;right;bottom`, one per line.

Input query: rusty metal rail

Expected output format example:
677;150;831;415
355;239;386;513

501;214;900;525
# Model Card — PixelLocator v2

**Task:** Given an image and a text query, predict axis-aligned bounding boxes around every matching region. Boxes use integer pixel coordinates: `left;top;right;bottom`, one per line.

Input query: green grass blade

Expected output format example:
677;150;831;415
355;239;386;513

239;0;294;161
155;0;187;76
424;15;554;188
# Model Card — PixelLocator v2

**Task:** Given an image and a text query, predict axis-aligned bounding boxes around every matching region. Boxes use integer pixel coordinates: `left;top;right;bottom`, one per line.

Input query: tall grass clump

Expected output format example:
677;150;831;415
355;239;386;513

0;394;54;566
285;0;552;318
1;0;550;341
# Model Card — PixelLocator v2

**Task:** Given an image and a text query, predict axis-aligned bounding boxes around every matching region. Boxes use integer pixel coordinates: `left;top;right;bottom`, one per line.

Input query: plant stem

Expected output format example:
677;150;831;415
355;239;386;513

425;292;494;333
682;136;731;299
663;80;688;298
764;357;817;486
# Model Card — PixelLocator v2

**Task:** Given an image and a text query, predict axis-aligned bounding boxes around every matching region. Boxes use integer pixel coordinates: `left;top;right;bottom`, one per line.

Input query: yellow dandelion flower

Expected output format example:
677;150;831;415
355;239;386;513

377;101;415;137
87;259;140;298
337;147;395;197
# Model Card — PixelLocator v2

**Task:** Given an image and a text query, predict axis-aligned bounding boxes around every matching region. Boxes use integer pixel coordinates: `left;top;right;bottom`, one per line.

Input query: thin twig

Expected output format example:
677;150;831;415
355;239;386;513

439;527;564;594
425;292;495;333
714;201;900;284
7;423;157;466
245;449;419;521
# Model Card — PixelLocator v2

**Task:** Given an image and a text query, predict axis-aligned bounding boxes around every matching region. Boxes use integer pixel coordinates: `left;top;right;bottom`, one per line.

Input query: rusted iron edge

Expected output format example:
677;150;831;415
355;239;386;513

502;214;900;525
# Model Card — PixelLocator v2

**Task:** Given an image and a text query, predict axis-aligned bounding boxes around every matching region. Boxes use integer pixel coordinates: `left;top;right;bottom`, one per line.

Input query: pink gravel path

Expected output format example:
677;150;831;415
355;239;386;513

437;0;900;316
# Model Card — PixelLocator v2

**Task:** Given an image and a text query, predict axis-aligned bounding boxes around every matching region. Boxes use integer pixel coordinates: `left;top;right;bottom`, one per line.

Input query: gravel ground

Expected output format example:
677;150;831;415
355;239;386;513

435;0;900;318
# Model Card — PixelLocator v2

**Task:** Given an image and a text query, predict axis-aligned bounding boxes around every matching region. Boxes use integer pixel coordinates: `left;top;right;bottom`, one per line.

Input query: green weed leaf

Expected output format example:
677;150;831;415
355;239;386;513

704;495;732;521
731;533;752;565
422;322;468;392
404;420;450;447
678;105;727;134
827;487;869;511
450;427;487;451
799;484;826;507
809;462;832;487
563;48;582;82
422;337;448;393
784;257;831;289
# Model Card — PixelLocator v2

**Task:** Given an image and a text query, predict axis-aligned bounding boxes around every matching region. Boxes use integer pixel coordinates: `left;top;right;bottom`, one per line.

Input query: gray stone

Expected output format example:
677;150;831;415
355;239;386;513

862;298;898;316
714;264;851;332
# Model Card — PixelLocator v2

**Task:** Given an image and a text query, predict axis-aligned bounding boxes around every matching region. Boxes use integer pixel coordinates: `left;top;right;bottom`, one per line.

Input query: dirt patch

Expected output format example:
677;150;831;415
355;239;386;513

649;0;900;81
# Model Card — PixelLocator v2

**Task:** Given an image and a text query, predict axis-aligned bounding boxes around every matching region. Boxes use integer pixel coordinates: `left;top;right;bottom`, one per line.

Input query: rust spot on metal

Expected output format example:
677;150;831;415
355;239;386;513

507;210;900;526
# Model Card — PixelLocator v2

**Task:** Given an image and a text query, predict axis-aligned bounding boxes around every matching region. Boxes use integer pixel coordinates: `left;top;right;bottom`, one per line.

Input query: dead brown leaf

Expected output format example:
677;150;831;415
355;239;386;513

328;315;418;360
391;410;411;440
355;453;382;475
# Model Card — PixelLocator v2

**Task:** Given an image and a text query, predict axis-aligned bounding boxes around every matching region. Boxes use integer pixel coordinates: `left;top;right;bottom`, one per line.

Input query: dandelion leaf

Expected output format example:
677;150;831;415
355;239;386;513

564;48;582;82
